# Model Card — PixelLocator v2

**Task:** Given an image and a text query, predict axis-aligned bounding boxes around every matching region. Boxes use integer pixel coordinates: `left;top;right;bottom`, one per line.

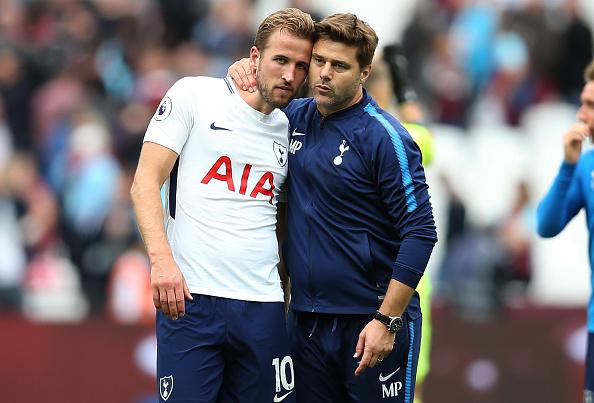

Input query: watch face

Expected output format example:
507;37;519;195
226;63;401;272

389;317;403;333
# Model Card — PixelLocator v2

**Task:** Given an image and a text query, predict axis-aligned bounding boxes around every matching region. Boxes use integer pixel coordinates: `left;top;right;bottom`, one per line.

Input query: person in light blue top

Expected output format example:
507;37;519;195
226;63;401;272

537;60;594;403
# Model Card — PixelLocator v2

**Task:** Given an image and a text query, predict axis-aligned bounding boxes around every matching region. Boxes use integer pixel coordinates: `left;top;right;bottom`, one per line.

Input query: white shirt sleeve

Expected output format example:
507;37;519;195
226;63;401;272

143;76;198;154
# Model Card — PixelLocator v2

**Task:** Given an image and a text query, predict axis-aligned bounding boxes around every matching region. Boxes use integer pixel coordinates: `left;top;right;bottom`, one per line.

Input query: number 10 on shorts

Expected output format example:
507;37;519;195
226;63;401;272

272;356;295;392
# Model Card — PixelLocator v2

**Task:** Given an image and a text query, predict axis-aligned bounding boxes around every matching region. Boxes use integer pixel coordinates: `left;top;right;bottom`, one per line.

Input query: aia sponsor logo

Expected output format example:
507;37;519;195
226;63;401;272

201;156;276;204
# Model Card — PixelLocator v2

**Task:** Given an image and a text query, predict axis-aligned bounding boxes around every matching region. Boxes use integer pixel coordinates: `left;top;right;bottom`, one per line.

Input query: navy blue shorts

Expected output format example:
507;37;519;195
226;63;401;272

157;295;295;403
287;310;421;403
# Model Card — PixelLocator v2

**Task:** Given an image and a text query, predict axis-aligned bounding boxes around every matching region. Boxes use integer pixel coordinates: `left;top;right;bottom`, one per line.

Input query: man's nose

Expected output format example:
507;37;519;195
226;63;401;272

320;62;332;79
282;67;295;84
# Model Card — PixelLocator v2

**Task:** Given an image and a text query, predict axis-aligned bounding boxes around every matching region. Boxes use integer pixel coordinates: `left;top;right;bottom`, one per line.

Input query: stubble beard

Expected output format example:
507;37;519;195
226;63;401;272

314;79;360;115
256;68;291;110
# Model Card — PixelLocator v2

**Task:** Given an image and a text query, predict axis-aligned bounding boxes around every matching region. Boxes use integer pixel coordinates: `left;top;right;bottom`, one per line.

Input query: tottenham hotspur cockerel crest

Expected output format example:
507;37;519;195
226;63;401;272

273;141;288;167
160;375;174;401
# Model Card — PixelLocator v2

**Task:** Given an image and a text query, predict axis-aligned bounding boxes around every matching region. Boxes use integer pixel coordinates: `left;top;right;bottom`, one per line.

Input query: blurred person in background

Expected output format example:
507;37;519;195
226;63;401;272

537;60;594;403
230;13;437;403
366;43;436;403
131;8;314;403
553;0;593;104
496;180;533;303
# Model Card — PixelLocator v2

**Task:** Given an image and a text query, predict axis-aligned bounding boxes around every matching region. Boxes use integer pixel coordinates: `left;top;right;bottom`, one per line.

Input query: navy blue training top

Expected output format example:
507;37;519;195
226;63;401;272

282;91;437;316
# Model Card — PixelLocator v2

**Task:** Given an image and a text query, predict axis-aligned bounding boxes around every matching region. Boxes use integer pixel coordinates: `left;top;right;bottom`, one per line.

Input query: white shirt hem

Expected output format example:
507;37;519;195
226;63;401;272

187;286;284;303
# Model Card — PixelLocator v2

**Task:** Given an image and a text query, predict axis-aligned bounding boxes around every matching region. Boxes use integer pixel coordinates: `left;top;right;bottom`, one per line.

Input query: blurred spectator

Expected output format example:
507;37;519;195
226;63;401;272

0;46;44;151
553;0;593;103
0;189;26;310
191;0;254;76
0;96;14;167
22;252;89;322
4;152;60;257
448;1;498;97
60;111;121;312
107;244;153;324
158;0;209;47
422;33;471;127
436;173;469;302
496;180;533;301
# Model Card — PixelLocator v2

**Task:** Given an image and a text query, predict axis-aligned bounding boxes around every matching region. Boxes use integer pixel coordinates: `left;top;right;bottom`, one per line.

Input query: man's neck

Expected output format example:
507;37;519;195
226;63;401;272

237;87;273;115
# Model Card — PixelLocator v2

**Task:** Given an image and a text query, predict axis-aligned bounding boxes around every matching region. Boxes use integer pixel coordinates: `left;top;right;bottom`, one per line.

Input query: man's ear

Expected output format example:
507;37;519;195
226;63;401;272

249;46;260;72
359;64;372;85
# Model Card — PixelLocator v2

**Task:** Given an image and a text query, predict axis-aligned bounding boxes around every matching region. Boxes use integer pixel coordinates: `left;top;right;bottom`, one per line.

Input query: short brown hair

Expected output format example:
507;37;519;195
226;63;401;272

315;13;379;68
254;8;315;51
585;60;594;82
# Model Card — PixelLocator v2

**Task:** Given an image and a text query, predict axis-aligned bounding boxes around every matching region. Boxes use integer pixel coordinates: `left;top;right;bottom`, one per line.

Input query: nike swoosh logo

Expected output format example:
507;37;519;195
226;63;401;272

210;122;232;131
378;367;401;382
273;391;293;402
292;128;306;136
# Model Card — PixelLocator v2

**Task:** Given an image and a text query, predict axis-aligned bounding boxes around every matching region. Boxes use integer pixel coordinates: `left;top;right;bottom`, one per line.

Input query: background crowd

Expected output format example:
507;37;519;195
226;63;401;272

0;0;592;359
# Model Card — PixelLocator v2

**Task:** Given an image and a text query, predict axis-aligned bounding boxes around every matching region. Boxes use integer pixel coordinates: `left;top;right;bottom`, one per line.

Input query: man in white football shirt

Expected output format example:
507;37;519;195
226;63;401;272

130;8;314;403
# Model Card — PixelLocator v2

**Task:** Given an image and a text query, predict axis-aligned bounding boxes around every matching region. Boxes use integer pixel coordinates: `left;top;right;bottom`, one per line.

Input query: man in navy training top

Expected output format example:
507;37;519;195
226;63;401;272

230;13;437;403
537;59;594;403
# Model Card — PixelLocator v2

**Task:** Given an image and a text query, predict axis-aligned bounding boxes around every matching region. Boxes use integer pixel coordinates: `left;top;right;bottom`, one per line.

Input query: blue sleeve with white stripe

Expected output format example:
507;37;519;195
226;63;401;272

365;105;437;288
536;161;583;237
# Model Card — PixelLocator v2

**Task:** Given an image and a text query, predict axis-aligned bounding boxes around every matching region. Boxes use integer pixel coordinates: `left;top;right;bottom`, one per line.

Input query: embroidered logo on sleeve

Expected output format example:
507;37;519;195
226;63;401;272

154;97;172;121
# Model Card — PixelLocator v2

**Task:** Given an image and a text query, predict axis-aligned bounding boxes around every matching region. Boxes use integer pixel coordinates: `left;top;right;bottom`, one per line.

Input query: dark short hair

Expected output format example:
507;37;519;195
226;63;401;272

254;8;316;51
315;13;379;68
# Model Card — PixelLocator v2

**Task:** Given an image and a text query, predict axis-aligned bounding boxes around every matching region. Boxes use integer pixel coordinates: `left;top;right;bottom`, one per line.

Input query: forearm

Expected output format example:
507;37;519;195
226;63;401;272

536;162;577;237
131;178;172;264
378;279;415;317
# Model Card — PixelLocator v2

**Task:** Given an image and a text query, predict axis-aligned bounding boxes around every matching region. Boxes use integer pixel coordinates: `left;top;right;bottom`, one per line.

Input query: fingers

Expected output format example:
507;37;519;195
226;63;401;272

563;122;591;163
355;349;372;376
246;66;257;92
228;62;245;89
228;58;257;92
353;332;365;359
152;287;161;310
160;288;169;316
183;280;193;301
155;284;187;320
567;122;590;142
175;287;185;318
355;349;388;375
167;288;178;319
238;63;255;92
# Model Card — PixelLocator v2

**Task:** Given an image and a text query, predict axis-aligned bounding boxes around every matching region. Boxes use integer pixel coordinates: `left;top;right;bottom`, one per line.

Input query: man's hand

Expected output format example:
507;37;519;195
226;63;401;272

353;319;395;376
227;58;257;92
564;122;591;164
150;254;193;320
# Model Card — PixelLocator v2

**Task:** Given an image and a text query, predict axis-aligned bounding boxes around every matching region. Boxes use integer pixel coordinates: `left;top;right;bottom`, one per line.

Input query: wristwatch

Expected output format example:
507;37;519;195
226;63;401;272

373;310;403;334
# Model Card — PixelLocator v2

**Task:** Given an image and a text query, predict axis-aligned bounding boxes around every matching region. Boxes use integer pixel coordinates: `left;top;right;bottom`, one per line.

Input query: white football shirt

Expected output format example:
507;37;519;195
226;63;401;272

144;76;290;302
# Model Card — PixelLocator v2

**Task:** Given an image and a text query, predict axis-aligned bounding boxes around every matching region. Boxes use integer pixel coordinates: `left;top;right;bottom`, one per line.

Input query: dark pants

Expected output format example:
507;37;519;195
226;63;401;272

288;310;422;403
